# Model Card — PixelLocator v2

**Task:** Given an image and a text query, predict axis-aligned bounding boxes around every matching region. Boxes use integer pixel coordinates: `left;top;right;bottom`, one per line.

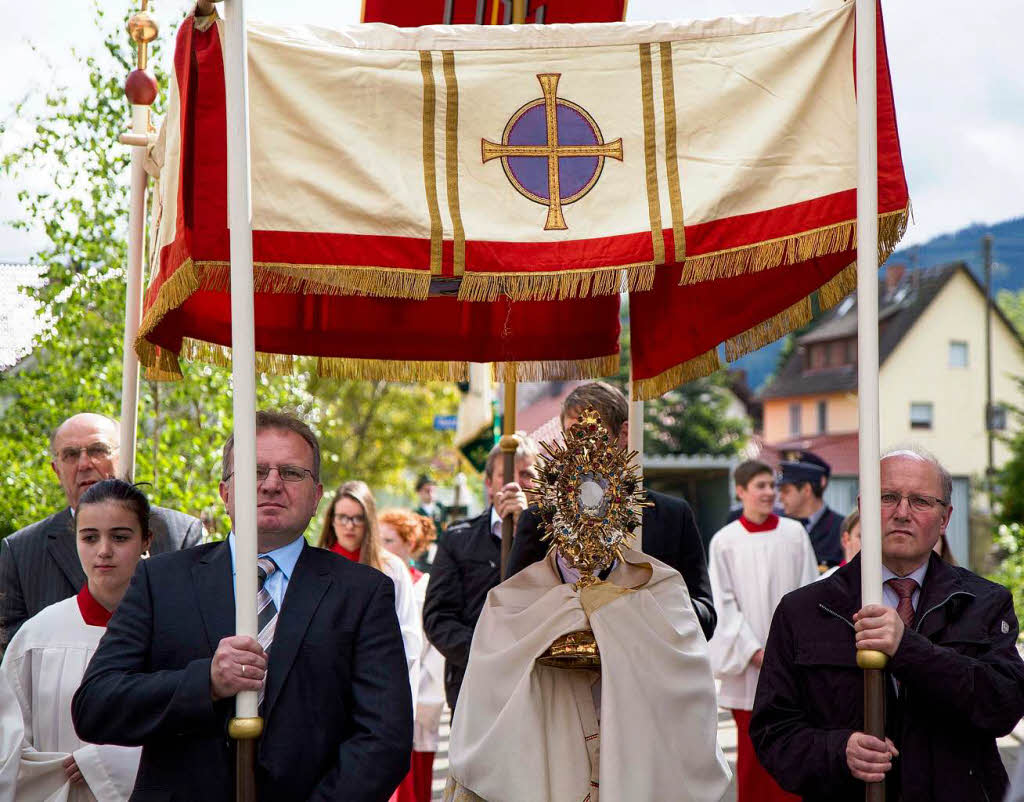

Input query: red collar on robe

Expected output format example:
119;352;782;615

330;542;362;562
409;566;424;583
739;513;780;533
77;584;113;627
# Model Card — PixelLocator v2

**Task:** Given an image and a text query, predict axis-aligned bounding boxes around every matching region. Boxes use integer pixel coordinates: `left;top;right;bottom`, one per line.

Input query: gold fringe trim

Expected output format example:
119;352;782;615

723;261;859;363
316;357;469;382
679;205;910;287
492;354;621;382
725;297;813;363
817;260;859;310
458;263;654;303
632;348;722;401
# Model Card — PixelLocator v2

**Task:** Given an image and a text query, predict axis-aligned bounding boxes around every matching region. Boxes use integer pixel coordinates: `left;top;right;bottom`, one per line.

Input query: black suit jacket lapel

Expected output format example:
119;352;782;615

192;541;236;653
263;543;332;719
640;492;661;554
46;508;86;591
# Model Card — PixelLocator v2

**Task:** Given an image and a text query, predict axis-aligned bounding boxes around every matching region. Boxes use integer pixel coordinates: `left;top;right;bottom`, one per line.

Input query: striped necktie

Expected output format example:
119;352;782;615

257;557;279;708
887;577;918;629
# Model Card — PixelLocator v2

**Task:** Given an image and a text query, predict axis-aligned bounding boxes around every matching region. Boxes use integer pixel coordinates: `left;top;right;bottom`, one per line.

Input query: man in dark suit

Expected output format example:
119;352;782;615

507;381;717;641
423;438;537;711
776;450;845;568
0;412;202;643
72;411;412;801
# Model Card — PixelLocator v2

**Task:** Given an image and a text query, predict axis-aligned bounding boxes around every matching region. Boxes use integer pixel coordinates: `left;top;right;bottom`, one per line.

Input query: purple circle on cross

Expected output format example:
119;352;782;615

506;102;601;203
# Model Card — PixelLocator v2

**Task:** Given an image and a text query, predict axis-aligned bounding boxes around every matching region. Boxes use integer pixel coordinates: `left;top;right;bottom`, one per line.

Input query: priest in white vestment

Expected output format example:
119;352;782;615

444;548;731;802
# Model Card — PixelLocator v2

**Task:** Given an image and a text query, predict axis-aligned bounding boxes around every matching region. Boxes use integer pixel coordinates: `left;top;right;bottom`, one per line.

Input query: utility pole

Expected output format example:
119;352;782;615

984;234;994;509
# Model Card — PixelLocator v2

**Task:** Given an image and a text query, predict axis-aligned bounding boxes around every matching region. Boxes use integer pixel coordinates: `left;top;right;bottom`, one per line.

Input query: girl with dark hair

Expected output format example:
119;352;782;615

0;478;149;801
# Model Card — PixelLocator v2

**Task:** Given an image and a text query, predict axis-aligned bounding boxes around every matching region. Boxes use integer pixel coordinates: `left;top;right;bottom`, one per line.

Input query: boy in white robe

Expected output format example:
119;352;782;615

707;460;818;802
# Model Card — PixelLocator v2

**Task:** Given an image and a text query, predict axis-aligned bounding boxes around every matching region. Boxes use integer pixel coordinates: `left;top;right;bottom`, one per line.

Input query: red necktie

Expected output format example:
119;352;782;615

887;577;918;629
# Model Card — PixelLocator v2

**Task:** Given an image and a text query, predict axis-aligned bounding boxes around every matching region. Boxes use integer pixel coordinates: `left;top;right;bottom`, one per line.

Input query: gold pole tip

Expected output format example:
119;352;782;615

856;649;889;670
499;434;520;452
228;717;264;740
127;11;159;44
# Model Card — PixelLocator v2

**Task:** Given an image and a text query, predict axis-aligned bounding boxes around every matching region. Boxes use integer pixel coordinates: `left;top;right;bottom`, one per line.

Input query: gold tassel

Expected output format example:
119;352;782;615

679;206;910;287
817;262;858;310
491;355;621;382
457;263;654;303
134;258;202;361
632;348;722;401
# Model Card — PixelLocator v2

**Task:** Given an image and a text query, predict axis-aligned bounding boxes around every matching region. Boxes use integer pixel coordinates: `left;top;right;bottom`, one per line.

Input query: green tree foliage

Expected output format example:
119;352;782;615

0;10;459;537
997;289;1024;336
988;377;1024;616
615;318;749;456
642;372;749;457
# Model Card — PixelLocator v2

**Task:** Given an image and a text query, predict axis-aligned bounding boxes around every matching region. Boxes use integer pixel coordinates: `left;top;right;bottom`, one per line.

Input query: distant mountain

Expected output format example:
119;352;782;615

731;216;1024;392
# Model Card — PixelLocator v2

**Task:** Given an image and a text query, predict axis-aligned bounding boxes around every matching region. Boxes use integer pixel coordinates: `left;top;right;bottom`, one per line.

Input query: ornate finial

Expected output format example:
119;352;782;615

124;1;159;106
528;406;648;589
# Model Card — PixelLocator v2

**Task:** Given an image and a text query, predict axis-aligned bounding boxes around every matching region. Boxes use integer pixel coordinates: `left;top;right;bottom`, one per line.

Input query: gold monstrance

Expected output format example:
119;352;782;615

531;407;647;667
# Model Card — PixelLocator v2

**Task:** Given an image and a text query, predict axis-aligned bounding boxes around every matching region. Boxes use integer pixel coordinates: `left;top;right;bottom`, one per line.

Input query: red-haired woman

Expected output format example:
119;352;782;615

379;508;441;802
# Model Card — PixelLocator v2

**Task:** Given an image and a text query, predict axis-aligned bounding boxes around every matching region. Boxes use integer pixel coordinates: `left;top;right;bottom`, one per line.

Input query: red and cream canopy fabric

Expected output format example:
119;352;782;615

136;2;908;398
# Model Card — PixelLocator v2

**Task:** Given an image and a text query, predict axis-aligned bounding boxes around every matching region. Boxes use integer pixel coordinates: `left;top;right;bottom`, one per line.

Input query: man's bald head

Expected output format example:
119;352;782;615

50;413;121;509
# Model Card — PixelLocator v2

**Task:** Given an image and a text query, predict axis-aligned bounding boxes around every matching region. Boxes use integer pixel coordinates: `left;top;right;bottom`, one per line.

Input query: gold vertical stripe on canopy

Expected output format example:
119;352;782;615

442;51;467;275
659;41;686;262
419;51;443;274
638;43;665;265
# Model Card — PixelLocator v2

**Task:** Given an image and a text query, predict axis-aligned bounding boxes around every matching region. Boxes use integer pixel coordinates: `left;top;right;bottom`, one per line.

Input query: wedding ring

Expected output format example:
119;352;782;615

241;664;247;676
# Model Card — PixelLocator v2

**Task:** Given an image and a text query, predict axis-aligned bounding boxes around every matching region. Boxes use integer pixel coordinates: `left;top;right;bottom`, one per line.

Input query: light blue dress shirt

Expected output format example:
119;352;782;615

227;533;305;611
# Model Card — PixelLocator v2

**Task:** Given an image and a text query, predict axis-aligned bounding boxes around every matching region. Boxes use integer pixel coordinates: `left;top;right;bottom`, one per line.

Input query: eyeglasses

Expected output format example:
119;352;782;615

334;514;366;527
58;443;116;464
880;491;947;513
224;465;315;483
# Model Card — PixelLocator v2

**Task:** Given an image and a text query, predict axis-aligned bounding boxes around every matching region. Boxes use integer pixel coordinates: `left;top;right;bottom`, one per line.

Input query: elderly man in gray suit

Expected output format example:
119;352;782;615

0;413;202;643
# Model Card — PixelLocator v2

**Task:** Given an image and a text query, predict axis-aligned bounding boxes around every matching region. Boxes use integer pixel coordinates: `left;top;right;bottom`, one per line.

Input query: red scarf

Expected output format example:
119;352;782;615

330;542;362;562
739;513;780;533
77;584;113;627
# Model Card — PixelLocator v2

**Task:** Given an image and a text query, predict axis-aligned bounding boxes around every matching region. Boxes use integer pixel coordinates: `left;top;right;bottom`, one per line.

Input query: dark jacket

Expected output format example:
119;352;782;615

750;552;1024;802
804;505;845;568
0;505;202;644
422;509;499;710
72;541;412;802
507;489;717;640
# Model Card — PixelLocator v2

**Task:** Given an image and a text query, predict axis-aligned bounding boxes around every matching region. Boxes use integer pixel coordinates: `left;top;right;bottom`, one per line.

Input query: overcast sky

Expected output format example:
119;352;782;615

2;0;1022;263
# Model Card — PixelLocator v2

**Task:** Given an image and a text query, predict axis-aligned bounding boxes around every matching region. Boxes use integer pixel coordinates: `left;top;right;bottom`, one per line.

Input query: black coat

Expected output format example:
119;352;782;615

805;505;845;568
421;509;499;710
507;489;717;641
72;541;412;802
750;552;1024;802
0;505;202;645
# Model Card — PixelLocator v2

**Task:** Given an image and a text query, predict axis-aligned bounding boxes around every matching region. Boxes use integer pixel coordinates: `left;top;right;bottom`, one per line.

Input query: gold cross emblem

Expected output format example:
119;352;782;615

482;74;624;231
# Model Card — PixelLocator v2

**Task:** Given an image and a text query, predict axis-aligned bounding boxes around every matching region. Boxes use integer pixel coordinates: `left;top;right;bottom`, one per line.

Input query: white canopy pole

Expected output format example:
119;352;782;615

854;2;886;799
118;106;149;481
855;0;881;617
221;0;261;736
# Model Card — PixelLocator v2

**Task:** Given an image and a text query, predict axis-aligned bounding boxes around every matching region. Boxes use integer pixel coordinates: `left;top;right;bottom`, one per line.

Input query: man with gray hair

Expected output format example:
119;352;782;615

423;435;538;711
0;412;202;643
750;446;1024;802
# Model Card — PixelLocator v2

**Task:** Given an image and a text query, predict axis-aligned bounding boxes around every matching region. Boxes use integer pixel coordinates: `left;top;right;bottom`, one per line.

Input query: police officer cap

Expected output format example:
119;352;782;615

777;450;830;486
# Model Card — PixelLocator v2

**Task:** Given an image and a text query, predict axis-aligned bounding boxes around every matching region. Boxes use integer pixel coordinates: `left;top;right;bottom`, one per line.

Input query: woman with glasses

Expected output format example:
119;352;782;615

316;481;422;708
0;478;147;801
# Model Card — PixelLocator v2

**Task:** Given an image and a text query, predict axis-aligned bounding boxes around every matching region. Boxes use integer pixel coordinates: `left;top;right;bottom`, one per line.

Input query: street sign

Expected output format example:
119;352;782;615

434;414;458;431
